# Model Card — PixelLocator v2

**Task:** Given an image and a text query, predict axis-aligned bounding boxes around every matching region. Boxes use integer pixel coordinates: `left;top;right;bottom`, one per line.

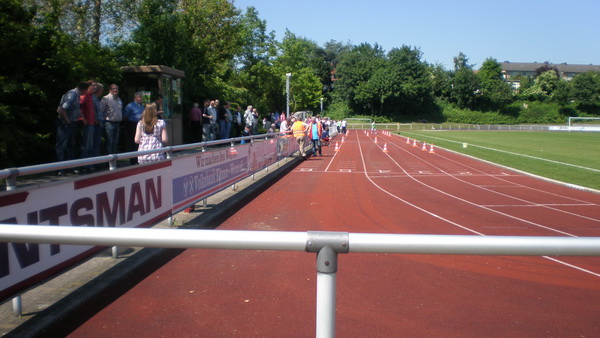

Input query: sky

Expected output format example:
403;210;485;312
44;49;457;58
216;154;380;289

232;0;600;69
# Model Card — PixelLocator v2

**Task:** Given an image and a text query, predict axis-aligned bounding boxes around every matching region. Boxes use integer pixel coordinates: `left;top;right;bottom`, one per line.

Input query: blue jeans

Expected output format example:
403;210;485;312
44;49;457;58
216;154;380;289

218;120;227;139
93;121;105;157
80;124;95;159
222;121;232;139
56;119;77;162
311;138;321;155
105;121;120;154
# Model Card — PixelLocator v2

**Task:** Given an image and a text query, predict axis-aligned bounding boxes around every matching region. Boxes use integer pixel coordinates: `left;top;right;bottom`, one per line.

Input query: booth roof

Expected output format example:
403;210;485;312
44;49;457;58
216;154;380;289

121;65;185;78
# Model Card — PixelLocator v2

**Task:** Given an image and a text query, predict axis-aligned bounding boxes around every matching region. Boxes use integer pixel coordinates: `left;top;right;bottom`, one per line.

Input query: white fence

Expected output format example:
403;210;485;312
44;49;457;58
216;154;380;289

347;123;558;132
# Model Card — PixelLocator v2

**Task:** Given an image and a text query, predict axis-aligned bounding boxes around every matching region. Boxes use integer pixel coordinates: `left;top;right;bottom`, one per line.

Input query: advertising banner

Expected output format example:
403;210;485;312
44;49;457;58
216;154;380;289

0;162;172;301
171;146;250;213
0;138;292;301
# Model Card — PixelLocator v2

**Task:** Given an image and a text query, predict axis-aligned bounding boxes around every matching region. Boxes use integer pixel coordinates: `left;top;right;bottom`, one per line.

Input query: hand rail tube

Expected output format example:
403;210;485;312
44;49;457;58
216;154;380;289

0;225;308;251
348;233;600;256
2;225;600;256
3;225;600;338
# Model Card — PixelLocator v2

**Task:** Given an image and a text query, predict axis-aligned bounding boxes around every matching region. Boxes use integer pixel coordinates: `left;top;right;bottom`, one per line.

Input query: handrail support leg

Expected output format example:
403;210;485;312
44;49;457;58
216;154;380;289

306;231;349;338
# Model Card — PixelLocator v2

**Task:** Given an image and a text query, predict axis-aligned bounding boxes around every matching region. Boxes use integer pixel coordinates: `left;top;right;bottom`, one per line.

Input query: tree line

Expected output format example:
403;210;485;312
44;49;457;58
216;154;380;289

2;0;599;168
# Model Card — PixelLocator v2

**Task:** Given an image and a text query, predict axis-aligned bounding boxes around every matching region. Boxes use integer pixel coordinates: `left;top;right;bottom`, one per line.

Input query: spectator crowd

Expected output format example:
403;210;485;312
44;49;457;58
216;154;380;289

55;81;345;174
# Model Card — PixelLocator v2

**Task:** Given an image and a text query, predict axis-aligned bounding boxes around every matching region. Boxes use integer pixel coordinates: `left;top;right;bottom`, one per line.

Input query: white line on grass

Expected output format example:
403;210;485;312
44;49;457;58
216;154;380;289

403;132;600;174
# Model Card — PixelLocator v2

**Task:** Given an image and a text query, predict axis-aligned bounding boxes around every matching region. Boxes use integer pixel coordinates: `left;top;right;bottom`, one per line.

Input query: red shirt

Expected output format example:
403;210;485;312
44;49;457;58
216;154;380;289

79;90;95;125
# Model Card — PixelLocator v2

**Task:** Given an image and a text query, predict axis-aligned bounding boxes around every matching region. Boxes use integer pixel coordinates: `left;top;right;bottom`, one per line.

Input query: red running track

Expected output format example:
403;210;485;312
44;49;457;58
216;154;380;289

70;130;600;337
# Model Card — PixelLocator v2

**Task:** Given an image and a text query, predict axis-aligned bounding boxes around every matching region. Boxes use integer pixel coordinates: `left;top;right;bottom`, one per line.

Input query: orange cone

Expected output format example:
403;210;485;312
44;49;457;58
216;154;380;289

406;137;410;144
228;146;238;155
429;143;436;154
334;142;340;152
422;142;427;151
413;139;418;147
383;143;388;153
374;136;378;144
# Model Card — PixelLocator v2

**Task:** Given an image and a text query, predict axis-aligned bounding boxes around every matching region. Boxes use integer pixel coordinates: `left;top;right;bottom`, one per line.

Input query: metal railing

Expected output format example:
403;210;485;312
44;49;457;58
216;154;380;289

2;225;599;338
0;132;289;191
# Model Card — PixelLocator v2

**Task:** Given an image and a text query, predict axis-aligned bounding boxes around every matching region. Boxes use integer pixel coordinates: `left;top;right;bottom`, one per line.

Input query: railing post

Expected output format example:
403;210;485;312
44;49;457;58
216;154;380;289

6;168;18;191
12;295;22;317
306;231;349;338
109;155;118;171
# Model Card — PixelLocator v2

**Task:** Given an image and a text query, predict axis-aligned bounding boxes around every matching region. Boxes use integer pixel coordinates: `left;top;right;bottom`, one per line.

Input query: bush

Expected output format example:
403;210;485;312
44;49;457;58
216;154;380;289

441;103;517;124
517;101;565;124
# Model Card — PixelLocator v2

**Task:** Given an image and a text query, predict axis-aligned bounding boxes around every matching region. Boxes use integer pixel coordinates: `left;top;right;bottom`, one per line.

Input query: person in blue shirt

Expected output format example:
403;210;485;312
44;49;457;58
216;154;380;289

308;116;322;157
124;92;145;164
56;81;89;174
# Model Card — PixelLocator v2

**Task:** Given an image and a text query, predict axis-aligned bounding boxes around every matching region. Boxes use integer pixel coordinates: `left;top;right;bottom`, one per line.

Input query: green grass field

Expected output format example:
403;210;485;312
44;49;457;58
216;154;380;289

398;130;600;191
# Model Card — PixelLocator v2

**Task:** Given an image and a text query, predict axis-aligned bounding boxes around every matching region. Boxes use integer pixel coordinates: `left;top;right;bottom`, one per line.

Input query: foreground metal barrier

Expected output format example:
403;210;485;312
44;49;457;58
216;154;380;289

2;225;600;337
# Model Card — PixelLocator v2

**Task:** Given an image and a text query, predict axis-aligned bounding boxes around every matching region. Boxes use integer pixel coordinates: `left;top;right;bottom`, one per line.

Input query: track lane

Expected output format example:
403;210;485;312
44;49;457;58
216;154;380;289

357;131;600;279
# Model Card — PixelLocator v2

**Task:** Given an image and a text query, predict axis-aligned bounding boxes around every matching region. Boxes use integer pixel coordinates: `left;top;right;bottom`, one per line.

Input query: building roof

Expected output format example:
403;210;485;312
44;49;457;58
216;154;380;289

501;62;600;73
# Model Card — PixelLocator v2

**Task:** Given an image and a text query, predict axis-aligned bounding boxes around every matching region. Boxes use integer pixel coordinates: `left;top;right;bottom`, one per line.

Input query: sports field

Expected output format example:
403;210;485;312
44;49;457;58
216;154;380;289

399;130;600;191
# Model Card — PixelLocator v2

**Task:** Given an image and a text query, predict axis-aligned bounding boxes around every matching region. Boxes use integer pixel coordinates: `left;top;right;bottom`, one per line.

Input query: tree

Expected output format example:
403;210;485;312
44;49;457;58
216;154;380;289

430;63;452;99
117;0;243;106
274;31;325;112
236;6;276;70
571;72;600;105
386;45;432;117
0;0;121;167
287;68;323;112
231;6;280;112
322;40;351;94
333;43;386;114
477;58;513;110
453;51;474;71
25;0;143;46
521;70;559;101
571;71;600;114
451;52;480;109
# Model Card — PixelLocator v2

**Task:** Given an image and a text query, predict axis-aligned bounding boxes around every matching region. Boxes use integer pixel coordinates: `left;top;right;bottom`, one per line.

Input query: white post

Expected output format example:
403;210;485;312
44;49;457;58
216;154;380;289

12;295;22;317
286;73;292;118
316;271;336;338
320;98;324;114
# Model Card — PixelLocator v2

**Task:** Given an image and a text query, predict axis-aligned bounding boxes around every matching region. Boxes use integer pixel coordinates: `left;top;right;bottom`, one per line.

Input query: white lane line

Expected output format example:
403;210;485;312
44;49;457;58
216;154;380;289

403;132;600;174
358;136;600;278
424;147;600;224
544;256;600;278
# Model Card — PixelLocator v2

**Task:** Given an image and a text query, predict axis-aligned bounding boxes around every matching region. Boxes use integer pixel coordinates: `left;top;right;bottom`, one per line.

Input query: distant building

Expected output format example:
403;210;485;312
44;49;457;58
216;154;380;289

501;61;600;88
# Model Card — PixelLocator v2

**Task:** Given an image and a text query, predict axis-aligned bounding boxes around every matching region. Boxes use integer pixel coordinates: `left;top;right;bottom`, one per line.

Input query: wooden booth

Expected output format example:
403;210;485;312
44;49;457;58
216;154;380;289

121;65;185;145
